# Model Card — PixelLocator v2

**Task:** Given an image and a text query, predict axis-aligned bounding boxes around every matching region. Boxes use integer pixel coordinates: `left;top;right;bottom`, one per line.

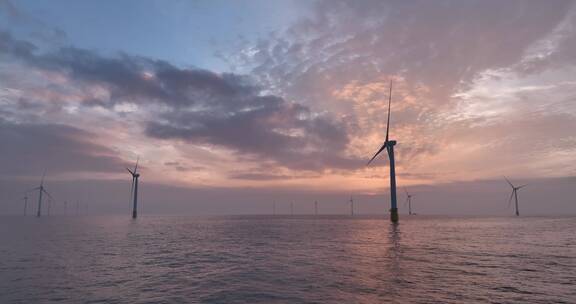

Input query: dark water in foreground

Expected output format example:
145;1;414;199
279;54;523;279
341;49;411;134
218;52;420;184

0;215;574;303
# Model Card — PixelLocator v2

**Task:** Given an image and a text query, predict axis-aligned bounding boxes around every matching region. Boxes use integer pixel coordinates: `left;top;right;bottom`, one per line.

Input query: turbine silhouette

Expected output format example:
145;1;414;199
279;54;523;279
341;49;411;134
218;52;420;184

404;188;414;215
367;80;399;222
349;196;354;216
127;158;141;219
314;200;318;216
505;177;526;216
33;170;54;217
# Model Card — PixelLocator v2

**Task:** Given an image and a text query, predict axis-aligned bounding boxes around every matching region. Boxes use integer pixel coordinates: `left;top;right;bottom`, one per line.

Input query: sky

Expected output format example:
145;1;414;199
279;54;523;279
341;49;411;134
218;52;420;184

1;0;575;215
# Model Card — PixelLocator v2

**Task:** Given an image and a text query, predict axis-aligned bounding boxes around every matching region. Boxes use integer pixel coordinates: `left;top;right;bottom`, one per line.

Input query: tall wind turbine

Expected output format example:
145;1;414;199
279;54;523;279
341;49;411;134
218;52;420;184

367;80;399;222
127;158;141;219
34;171;54;217
404;188;413;215
505;177;526;216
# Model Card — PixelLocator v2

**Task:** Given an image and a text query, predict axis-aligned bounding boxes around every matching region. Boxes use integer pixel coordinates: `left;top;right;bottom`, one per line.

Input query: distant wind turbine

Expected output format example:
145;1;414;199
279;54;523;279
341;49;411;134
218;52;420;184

273;200;276;216
127;158;141;219
505;177;526;216
314;200;318;216
404;188;414;215
367;80;399;222
349;196;354;216
291;202;294;216
33;170;54;217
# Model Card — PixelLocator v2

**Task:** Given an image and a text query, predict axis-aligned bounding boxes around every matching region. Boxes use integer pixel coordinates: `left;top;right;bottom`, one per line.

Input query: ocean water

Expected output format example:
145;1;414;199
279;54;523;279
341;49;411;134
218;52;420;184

0;215;574;304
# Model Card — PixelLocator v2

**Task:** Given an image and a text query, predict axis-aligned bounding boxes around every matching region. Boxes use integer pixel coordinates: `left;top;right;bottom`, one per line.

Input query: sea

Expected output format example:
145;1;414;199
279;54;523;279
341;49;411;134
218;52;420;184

0;215;574;303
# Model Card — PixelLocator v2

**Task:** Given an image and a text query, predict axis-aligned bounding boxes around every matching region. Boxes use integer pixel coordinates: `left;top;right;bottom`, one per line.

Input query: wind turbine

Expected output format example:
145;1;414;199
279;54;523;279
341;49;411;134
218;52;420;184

314;200;318;216
127;158;141;219
404;188;413;215
34;170;54;217
349;196;354;216
367;80;399;222
290;202;294;216
505;177;526;216
273;200;276;216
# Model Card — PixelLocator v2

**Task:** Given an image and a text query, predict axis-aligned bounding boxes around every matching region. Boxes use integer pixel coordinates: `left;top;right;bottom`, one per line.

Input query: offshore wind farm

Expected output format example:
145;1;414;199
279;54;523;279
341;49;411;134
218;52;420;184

1;1;576;303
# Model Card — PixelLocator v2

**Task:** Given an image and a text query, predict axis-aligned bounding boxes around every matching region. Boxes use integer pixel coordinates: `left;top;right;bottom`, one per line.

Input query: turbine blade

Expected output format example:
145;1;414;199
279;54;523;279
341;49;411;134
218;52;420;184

43;189;54;201
385;79;392;143
367;142;388;165
517;184;528;189
404;187;409;196
134;157;139;174
126;168;134;175
504;176;514;188
507;190;514;208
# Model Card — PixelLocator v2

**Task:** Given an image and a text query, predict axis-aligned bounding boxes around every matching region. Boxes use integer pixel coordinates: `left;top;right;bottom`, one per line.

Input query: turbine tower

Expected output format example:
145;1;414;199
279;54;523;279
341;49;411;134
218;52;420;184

404;188;413;215
505;177;526;216
127;158;141;219
291;202;294;216
33;170;53;217
367;80;399;223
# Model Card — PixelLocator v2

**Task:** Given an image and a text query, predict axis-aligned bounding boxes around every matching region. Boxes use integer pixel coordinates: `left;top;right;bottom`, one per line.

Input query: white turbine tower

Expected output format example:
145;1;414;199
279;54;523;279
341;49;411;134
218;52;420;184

34;170;54;217
505;177;526;216
127;158;141;219
367;80;399;223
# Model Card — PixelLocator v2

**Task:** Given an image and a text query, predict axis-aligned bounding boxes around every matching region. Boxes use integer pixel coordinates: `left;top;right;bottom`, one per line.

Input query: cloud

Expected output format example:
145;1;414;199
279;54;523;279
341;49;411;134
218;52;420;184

232;0;576;181
0;31;362;172
2;0;575;185
0;119;125;176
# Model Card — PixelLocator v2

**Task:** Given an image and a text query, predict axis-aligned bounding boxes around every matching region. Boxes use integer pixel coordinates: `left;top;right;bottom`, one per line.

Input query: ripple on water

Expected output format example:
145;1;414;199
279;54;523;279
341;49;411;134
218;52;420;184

0;216;575;303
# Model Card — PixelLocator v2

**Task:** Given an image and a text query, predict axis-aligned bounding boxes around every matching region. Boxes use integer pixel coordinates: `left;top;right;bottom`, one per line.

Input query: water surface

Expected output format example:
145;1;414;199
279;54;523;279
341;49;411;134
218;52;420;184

0;215;574;303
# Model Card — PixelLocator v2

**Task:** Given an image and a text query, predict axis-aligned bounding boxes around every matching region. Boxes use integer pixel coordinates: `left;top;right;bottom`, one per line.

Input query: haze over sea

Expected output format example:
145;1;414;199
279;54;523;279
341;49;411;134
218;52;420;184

0;215;574;303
